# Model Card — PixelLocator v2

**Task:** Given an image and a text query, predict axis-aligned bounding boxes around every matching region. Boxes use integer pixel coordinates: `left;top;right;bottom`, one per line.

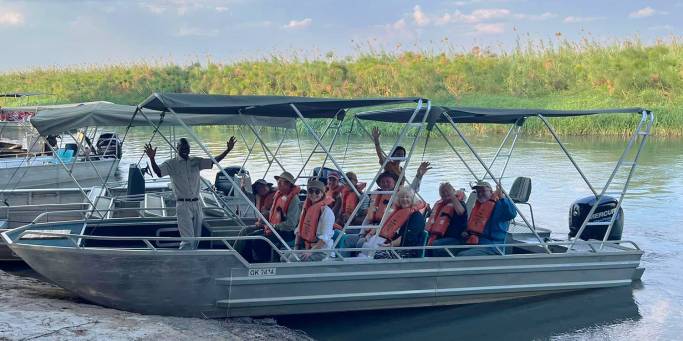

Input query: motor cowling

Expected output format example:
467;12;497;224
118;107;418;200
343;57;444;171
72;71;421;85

215;166;248;196
568;195;623;241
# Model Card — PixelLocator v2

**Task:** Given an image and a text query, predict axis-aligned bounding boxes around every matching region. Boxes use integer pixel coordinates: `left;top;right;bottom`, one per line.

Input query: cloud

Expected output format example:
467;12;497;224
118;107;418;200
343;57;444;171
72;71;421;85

514;12;556;21
474;22;504;34
0;9;24;26
140;0;233;16
177;26;219;37
392;18;407;30
649;25;673;31
423;8;511;25
563;16;604;23
413;5;430;26
629;7;667;18
283;18;312;29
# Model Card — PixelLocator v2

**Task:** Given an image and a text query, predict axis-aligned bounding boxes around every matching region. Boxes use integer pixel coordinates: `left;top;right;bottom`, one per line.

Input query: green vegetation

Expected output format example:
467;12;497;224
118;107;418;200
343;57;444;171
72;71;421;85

1;37;682;137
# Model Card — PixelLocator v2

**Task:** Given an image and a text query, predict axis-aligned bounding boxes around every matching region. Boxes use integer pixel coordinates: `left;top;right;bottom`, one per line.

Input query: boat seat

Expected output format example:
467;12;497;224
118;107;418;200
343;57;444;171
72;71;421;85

85;187;113;219
155;227;180;248
420;230;429;258
465;190;477;215
54;149;74;163
142;193;166;217
508;177;535;229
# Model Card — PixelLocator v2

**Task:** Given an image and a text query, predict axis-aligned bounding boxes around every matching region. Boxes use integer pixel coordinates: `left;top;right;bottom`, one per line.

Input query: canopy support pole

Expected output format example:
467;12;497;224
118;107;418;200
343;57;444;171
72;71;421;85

261;126;288;179
333;99;428;248
290;105;360;198
147;95;295;258
434;124;479;180
538;116;598;197
444;114;550;253
135;109;245;227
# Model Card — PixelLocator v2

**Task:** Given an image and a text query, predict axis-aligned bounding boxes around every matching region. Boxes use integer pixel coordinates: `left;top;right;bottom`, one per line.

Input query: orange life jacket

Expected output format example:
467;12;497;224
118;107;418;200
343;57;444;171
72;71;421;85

379;206;417;241
298;196;333;248
366;192;392;224
265;186;301;236
256;190;276;214
465;199;497;245
341;182;367;217
332;182;368;230
326;184;343;205
426;199;456;245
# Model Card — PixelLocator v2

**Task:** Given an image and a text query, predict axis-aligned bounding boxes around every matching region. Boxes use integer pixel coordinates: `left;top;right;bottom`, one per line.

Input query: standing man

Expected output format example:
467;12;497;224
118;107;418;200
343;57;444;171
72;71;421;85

144;137;237;250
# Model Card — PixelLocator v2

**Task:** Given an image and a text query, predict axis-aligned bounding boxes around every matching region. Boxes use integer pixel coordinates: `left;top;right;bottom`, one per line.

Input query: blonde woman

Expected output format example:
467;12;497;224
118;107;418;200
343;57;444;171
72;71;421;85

360;186;426;259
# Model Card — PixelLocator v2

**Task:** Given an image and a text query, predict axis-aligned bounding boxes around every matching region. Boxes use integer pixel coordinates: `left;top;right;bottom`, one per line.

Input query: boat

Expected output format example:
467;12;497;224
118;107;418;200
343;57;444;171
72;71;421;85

0;101;123;189
2;93;652;318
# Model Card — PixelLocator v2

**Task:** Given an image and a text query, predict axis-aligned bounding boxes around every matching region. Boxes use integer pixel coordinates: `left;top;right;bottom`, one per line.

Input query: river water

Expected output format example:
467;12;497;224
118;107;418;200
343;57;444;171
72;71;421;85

11;125;683;340
109;126;683;341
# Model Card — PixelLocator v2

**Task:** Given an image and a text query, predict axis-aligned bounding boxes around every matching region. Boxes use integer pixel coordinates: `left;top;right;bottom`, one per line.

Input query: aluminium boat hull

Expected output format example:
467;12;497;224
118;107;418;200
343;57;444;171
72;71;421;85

0;158;119;189
6;242;643;318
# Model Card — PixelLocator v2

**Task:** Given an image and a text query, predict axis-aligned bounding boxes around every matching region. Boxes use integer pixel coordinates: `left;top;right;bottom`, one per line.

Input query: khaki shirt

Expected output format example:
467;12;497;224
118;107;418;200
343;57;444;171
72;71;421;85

159;156;213;199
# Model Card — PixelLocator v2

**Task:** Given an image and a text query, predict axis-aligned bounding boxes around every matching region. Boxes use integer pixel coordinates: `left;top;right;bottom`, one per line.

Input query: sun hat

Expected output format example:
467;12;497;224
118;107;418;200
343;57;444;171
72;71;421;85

251;179;272;191
307;179;326;193
471;180;492;189
274;171;295;184
327;172;340;180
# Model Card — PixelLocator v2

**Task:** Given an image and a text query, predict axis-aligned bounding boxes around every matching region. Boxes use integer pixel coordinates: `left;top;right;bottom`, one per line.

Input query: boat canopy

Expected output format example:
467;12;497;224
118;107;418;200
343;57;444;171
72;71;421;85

356;106;648;129
140;93;423;119
30;101;296;136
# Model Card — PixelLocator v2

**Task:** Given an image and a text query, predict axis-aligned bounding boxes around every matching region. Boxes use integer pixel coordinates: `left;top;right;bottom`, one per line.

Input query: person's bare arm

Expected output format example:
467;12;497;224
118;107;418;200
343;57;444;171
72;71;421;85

214;136;237;164
144;143;162;178
371;127;387;165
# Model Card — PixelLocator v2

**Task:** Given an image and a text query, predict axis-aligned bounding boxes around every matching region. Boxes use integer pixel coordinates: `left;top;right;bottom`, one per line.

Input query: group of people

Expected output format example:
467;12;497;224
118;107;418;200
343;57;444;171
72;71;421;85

144;130;518;262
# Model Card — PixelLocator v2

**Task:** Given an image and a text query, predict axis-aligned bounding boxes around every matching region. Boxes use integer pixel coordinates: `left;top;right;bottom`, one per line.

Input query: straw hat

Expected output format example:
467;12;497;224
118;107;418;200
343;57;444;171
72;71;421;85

274;171;295;184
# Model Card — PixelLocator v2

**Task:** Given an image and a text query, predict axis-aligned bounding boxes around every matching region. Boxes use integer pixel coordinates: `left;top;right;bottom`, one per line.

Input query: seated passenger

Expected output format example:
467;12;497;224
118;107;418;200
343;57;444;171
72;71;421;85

334;171;367;229
292;179;335;261
234;178;276;253
241;171;301;263
343;171;398;252
458;181;517;257
371;127;431;192
427;183;468;257
253;179;276;219
325;172;343;222
361;186;426;259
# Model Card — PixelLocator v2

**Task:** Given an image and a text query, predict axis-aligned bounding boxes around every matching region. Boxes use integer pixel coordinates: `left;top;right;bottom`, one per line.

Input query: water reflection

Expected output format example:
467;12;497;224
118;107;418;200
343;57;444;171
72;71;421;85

279;287;640;341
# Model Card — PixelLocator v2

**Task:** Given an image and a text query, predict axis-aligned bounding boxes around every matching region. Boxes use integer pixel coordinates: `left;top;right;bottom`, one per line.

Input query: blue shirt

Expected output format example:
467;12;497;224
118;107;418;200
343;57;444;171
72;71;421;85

478;197;517;245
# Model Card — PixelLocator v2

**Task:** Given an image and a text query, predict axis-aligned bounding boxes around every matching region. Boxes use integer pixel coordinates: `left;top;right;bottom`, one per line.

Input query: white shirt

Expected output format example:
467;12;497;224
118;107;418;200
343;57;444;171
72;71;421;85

295;205;335;249
159;156;213;199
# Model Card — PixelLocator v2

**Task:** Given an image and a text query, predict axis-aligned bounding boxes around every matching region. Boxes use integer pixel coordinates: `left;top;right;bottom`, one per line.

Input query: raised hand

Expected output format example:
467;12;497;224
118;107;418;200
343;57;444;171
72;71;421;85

226;136;237;152
371;127;381;142
494;184;505;199
416;161;432;178
144;143;157;159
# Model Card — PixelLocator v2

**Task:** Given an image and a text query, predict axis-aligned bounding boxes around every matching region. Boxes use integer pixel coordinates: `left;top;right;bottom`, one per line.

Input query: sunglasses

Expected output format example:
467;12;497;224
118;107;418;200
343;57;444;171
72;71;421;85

308;189;322;195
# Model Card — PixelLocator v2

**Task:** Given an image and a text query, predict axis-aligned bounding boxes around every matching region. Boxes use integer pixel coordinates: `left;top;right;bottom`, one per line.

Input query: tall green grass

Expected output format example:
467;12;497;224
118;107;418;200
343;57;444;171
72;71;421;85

1;37;681;136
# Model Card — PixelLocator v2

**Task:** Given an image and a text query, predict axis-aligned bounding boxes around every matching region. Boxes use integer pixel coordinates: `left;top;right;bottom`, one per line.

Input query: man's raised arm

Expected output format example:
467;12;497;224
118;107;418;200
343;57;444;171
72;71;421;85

214;136;237;164
144;143;162;177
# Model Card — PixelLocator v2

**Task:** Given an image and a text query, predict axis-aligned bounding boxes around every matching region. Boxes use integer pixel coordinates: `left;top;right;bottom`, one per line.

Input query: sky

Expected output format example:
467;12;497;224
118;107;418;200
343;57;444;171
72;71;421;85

0;0;681;72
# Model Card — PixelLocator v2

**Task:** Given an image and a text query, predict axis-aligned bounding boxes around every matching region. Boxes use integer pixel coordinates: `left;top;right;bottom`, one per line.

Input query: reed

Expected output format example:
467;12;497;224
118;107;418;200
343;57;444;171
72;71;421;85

1;37;681;136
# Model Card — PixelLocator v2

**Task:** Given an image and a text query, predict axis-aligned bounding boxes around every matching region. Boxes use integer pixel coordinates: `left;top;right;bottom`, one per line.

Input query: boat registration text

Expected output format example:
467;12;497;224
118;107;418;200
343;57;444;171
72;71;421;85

248;268;277;277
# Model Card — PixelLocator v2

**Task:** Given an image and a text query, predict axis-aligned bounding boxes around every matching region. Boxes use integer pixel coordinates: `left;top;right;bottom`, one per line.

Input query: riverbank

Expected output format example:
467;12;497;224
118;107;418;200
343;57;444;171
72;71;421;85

0;269;311;340
1;38;681;136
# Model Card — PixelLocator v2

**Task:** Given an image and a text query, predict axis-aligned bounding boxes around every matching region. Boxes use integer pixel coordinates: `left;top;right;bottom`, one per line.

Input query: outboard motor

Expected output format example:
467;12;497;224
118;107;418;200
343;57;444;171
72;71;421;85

96;133;122;159
568;195;623;241
312;166;343;185
127;164;145;198
215;166;248;196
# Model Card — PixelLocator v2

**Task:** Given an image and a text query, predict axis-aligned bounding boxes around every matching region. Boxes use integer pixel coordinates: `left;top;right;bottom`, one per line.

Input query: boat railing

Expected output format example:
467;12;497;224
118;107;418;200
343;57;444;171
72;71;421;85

5;222;641;264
